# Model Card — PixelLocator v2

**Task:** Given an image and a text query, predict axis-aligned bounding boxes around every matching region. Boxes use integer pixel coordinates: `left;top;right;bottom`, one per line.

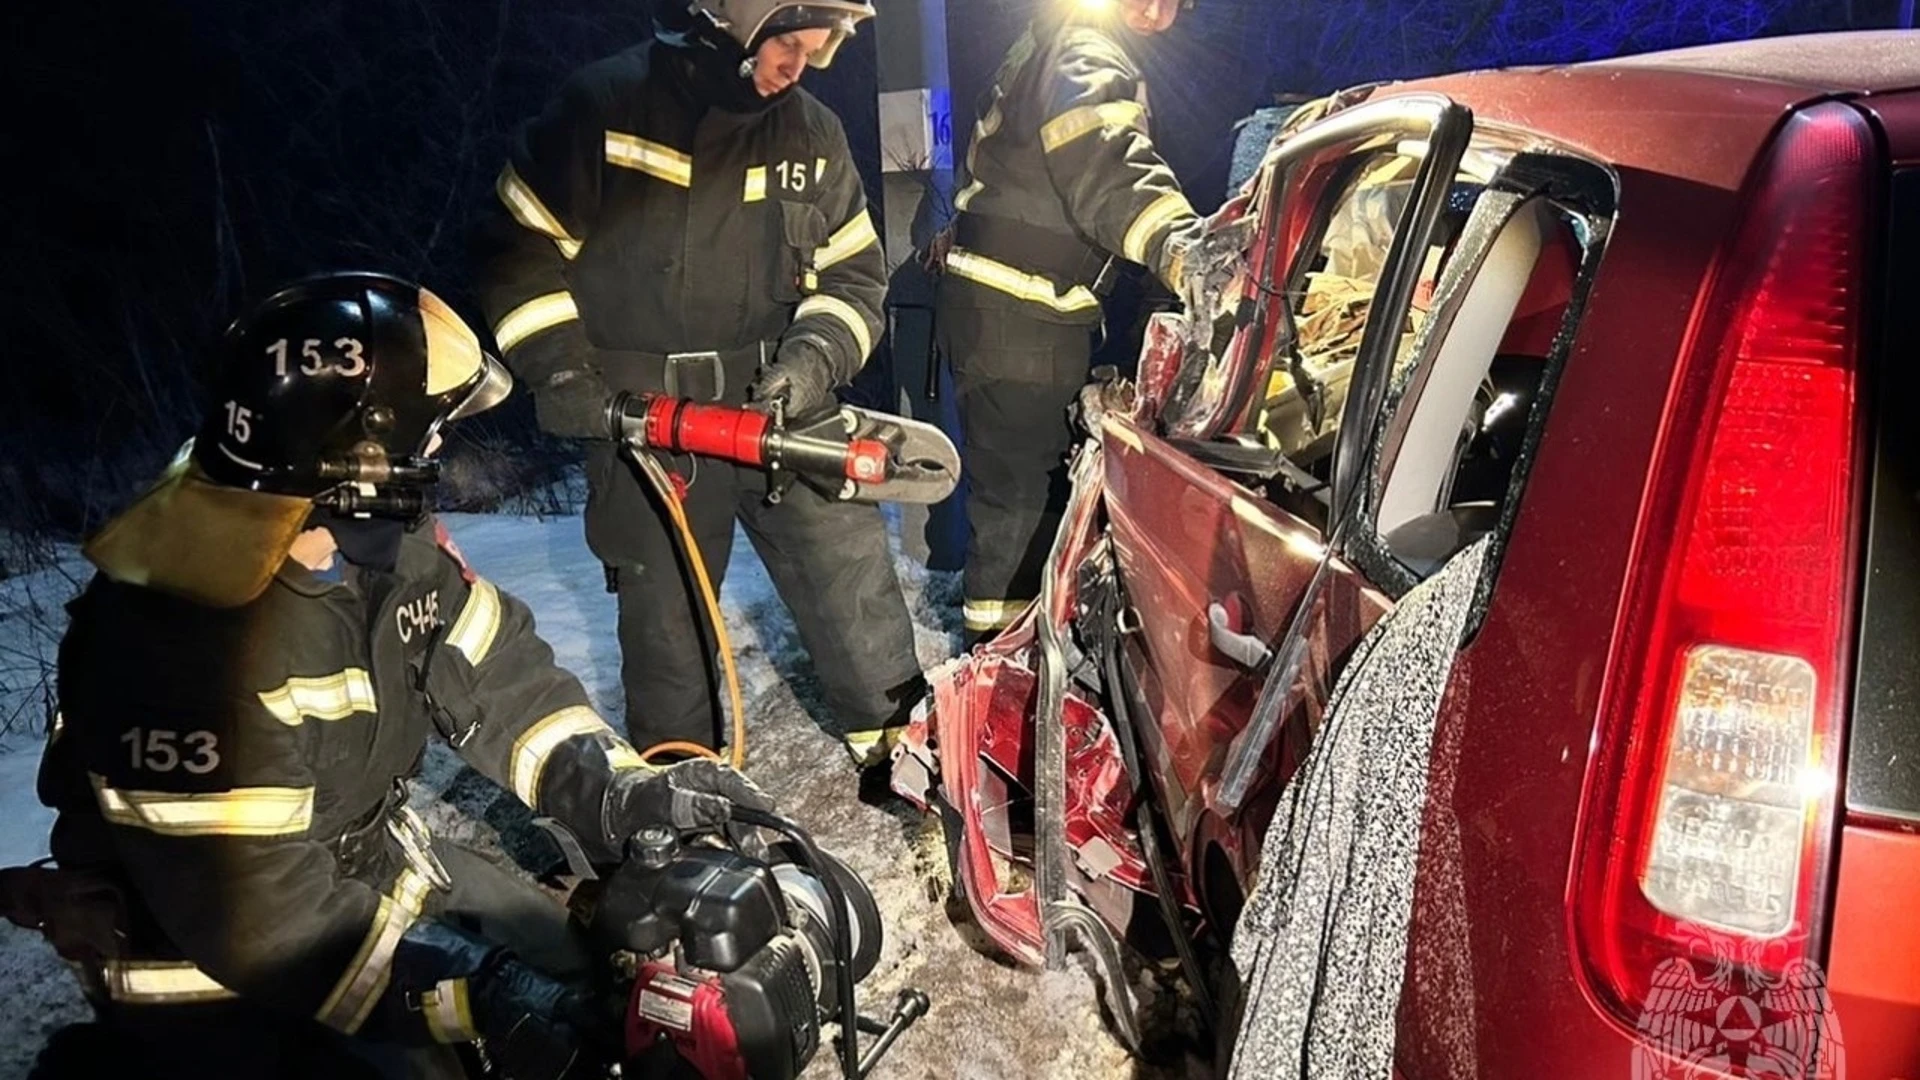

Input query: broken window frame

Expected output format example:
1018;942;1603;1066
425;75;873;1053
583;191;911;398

1339;146;1619;616
1158;94;1473;455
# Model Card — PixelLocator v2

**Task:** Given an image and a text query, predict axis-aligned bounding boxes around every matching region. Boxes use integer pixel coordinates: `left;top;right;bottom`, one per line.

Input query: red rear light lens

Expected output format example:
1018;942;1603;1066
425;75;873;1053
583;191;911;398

1571;102;1876;1039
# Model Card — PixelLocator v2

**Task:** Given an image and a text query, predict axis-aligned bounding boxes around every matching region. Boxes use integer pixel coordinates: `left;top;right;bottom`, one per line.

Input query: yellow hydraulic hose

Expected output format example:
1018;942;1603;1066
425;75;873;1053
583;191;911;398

629;451;748;771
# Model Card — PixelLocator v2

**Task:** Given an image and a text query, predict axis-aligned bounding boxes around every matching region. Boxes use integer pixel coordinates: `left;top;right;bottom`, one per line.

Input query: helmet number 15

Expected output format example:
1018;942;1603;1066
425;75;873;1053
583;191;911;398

266;337;367;378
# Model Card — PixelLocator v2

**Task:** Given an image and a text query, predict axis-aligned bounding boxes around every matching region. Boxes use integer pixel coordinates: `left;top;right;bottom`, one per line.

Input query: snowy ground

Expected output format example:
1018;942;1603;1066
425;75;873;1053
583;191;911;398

0;509;1207;1079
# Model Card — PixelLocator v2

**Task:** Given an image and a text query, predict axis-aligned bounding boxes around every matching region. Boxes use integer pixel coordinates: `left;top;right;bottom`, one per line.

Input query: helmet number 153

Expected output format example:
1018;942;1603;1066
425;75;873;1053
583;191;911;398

266;337;367;378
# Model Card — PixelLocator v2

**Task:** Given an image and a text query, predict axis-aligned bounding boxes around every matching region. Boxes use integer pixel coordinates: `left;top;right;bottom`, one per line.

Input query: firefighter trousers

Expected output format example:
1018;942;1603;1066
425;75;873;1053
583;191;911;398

936;300;1096;641
30;842;590;1080
583;441;925;764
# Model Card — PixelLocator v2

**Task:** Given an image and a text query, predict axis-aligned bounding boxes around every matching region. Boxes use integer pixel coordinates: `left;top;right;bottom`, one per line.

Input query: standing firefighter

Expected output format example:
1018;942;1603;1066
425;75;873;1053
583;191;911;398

14;274;770;1079
477;0;925;767
937;0;1201;642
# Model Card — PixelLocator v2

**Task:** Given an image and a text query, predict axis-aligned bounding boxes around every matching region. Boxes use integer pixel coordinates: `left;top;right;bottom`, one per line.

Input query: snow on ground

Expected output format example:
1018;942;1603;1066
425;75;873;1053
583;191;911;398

0;509;1207;1079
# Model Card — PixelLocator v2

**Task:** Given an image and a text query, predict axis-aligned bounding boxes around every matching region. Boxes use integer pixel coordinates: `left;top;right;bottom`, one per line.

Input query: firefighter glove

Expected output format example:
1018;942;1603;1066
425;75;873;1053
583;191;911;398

393;920;614;1076
604;759;775;857
475;958;615;1080
748;338;836;419
533;369;617;441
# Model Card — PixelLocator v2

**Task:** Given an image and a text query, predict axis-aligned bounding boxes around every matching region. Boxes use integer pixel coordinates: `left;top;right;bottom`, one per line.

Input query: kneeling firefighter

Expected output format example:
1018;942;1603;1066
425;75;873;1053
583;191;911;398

5;274;772;1079
475;0;925;768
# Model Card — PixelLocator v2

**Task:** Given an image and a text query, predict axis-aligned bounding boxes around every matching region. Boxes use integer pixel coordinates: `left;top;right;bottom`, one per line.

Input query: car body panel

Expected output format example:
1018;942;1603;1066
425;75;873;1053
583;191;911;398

1581;30;1920;96
899;31;1920;1079
1102;413;1389;892
1826;824;1920;1079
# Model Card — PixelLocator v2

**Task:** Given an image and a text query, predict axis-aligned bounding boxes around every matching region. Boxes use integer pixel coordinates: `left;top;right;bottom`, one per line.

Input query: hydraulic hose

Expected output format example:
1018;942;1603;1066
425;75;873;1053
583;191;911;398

627;449;748;772
728;806;863;1080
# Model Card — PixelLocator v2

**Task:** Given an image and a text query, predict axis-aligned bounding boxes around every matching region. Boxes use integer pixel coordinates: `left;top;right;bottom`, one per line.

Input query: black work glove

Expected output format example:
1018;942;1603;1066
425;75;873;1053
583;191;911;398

392;920;615;1080
474;957;617;1080
747;337;837;419
604;759;776;858
532;369;616;441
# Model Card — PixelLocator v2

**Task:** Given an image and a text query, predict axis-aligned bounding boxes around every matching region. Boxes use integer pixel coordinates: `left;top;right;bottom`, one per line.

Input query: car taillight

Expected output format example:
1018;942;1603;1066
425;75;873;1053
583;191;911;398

1570;102;1876;1036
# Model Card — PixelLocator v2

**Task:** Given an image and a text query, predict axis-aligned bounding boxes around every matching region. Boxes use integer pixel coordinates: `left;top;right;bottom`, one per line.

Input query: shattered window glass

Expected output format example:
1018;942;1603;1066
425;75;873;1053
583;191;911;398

1251;147;1444;468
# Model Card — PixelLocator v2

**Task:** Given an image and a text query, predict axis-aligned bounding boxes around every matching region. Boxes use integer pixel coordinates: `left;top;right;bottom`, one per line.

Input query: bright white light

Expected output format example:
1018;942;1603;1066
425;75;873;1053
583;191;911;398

1482;391;1519;428
1076;0;1118;11
1796;763;1834;804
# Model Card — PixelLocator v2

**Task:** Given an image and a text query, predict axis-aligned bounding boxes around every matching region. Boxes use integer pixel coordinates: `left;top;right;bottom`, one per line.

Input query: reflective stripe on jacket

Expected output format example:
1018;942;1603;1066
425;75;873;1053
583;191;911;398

945;12;1201;322
43;520;648;1042
476;41;887;419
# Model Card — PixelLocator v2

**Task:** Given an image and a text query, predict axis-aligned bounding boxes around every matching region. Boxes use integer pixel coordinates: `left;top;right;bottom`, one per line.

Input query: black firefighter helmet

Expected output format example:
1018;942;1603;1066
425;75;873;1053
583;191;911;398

84;273;512;608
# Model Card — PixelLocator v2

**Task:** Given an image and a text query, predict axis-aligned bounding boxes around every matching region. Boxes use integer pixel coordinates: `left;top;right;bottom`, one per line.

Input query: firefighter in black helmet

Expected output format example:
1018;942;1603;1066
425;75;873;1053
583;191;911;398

475;0;926;770
20;273;770;1079
936;0;1202;643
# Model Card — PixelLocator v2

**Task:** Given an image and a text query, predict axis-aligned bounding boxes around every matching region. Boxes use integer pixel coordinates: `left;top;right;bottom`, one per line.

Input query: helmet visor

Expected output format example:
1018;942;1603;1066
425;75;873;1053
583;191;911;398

753;2;872;68
418;287;514;422
448;353;514;422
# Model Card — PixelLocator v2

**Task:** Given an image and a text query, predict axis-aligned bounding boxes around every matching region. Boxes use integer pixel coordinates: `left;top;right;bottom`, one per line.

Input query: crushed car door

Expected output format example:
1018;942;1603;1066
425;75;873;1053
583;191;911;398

1100;93;1474;918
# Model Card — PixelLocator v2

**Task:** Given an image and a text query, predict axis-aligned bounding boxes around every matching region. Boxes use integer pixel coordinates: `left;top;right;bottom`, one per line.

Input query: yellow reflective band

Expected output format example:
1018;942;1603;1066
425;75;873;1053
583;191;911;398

496;165;581;258
944;250;1102;315
955;102;1004;213
1122;191;1195;266
101;960;239;1005
510;706;611;804
815;213;879;272
492;293;580;354
317;867;435;1034
1041;100;1148;154
963;598;1028;632
446;578;503;667
745;166;768;203
605;131;693;187
794;295;873;360
815;157;827;183
91;774;315;838
423;978;478;1044
258;669;376;726
841;726;908;767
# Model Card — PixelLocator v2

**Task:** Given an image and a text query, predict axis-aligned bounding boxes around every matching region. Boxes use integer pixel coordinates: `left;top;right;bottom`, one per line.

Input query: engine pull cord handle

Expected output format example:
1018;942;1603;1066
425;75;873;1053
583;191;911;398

726;808;928;1080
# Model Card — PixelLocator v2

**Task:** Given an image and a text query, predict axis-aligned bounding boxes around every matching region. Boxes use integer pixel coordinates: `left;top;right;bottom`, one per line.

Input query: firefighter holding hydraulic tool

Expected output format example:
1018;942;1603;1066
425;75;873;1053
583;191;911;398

475;0;926;767
6;273;773;1079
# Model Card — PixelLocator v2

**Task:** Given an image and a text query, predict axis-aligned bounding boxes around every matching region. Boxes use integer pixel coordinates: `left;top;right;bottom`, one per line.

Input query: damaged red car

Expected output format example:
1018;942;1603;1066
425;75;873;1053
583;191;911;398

892;30;1920;1078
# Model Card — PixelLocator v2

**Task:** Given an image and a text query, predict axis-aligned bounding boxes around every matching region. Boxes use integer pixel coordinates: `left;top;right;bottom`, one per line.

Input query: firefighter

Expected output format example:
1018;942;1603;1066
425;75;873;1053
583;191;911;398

476;0;924;769
936;0;1202;642
17;273;771;1079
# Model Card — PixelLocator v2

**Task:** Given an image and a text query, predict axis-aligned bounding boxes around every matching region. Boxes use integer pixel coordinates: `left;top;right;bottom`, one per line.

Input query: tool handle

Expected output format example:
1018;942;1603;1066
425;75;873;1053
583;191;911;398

855;989;930;1079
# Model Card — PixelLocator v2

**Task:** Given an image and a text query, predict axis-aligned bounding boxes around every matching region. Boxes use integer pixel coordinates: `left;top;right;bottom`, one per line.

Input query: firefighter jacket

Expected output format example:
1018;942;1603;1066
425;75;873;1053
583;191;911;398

477;41;886;437
944;12;1201;325
40;520;647;1043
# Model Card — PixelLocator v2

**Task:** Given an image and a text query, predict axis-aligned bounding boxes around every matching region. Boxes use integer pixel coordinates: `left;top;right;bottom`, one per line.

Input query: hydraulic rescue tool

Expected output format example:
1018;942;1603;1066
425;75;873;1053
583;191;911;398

564;807;929;1080
600;392;962;768
607;393;962;507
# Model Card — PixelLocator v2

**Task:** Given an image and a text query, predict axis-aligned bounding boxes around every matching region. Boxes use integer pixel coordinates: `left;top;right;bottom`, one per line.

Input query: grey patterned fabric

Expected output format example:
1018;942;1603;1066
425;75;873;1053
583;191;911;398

1228;537;1489;1080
